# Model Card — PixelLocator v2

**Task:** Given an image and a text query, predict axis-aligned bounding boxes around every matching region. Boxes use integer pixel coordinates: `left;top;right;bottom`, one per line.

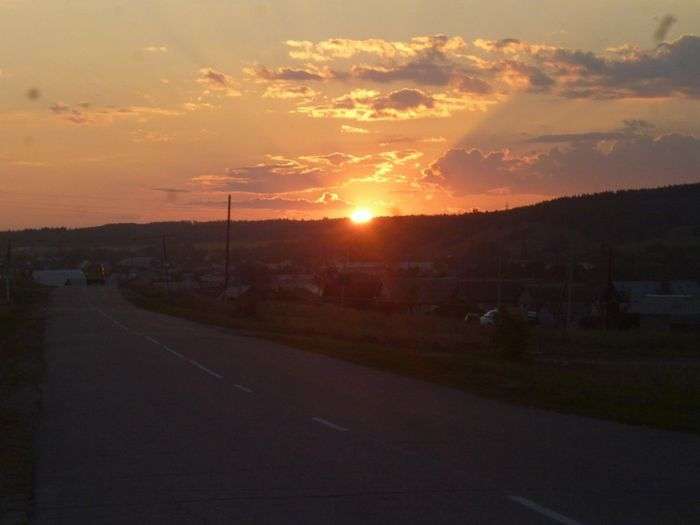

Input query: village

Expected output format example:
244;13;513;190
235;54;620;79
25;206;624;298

6;246;700;334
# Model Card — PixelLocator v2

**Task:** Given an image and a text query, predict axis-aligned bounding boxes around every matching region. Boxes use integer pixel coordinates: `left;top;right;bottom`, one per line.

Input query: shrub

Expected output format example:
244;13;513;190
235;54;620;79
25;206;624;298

494;307;532;360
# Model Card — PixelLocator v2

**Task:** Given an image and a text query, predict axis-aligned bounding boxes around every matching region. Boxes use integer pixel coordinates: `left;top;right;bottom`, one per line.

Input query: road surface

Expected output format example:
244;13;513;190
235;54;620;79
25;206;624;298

33;287;700;523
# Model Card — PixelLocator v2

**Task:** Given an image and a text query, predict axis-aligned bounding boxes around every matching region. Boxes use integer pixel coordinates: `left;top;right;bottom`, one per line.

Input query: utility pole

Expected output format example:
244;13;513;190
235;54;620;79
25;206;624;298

496;254;503;310
161;235;169;294
604;245;615;331
224;194;231;292
4;240;11;305
565;246;574;333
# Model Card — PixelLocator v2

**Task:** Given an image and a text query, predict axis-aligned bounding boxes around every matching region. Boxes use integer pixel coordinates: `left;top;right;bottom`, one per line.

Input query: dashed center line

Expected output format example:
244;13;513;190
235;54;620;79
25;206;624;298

144;336;222;379
187;359;223;379
508;496;583;525
312;417;349;432
234;384;253;393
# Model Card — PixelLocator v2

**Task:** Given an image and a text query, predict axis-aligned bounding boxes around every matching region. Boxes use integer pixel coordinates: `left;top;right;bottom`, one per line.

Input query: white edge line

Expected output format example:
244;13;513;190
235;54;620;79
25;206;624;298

234;384;253;393
508;496;583;525
312;417;348;432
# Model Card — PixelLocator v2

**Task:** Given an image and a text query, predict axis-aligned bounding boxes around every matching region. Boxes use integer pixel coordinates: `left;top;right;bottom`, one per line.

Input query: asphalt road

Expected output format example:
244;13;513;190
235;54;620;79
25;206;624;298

32;287;700;524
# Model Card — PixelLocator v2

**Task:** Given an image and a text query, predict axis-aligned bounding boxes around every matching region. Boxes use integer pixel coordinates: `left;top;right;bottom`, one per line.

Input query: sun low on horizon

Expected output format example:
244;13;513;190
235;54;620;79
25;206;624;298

350;208;374;224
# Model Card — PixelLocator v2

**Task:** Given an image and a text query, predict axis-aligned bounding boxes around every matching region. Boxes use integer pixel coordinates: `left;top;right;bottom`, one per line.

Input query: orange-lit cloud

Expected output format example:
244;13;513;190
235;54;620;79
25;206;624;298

425;129;700;195
296;87;493;121
285;35;467;62
196;68;242;97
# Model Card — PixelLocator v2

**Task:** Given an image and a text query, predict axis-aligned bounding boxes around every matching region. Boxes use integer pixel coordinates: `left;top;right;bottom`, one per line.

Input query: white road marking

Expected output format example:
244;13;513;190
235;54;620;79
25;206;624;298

145;336;222;379
312;417;349;432
187;359;223;379
89;294;227;383
161;345;185;358
113;320;130;332
94;308;130;332
234;384;253;393
508;496;583;525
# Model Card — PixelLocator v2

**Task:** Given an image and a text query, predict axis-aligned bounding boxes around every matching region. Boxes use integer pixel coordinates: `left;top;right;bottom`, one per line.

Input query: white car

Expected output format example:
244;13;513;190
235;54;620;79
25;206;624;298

480;309;499;326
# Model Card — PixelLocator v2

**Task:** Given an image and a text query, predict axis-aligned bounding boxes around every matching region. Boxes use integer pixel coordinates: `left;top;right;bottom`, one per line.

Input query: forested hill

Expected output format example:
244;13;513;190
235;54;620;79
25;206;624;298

5;183;700;268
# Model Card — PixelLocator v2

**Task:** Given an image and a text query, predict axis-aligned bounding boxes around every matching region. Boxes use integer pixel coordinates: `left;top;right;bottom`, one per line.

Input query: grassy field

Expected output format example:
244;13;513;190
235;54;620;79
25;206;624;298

125;286;700;434
0;281;49;524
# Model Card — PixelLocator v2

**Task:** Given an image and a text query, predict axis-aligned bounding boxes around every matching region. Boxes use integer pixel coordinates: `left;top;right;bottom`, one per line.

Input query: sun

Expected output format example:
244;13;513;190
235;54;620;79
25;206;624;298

350;208;374;224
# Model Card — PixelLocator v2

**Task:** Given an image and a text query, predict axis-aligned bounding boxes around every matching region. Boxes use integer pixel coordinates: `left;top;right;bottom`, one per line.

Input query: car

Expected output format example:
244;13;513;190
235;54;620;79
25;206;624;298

480;309;499;326
463;312;481;323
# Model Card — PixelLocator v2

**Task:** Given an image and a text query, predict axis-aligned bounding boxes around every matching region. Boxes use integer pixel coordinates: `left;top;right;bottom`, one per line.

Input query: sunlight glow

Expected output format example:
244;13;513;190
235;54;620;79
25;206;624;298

350;208;374;224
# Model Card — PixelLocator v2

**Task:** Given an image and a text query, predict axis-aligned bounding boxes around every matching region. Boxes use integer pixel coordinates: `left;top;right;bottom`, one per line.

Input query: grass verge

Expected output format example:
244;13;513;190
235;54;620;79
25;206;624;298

0;282;49;524
125;286;700;434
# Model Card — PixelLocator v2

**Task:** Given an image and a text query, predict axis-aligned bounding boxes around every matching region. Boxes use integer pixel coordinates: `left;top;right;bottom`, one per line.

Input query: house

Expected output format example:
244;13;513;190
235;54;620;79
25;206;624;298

606;281;700;331
378;277;525;316
33;269;87;287
519;283;600;327
268;274;322;296
322;272;383;305
220;284;252;300
392;261;435;275
340;261;386;275
379;276;461;313
117;257;156;270
613;281;700;302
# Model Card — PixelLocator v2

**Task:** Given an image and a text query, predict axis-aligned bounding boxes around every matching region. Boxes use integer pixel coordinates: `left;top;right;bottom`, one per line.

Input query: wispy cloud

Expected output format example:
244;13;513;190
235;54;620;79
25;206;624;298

196;68;242;97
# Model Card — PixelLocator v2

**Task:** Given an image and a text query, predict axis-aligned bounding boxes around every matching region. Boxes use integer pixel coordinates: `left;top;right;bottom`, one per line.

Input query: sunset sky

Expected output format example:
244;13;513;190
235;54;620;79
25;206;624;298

1;0;699;228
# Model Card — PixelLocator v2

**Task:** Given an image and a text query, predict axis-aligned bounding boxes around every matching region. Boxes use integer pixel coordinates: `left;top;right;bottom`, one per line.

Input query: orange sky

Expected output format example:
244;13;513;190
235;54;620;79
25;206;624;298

1;1;699;228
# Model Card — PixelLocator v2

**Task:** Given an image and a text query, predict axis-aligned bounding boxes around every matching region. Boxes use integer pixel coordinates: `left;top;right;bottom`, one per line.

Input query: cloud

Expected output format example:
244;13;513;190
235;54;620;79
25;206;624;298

196;68;241;97
226;194;350;211
132;129;174;143
285;35;467;62
48;103;183;125
297;87;491;121
152;187;189;203
245;65;330;82
424;130;700;195
298;152;368;166
526;131;627;143
490;60;554;93
349;54;457;86
192;157;325;193
423;148;522;194
262;84;317;100
340;124;370;134
474;38;555;55
475;34;700;99
379;149;423;164
190;147;428;196
654;14;677;44
248;33;700;110
542;35;700;99
143;45;168;53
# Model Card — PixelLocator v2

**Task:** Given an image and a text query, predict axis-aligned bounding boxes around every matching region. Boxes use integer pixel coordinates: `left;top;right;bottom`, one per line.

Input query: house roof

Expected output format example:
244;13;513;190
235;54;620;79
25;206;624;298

33;270;86;287
614;281;700;301
379;278;523;305
521;283;602;304
628;295;700;316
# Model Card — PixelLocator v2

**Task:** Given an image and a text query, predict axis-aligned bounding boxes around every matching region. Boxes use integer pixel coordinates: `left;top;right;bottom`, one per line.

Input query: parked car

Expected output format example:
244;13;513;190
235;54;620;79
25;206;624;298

480;309;499;326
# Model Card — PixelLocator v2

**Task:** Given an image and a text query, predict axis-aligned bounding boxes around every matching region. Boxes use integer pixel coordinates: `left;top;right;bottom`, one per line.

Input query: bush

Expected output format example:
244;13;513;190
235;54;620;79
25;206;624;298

494;307;531;360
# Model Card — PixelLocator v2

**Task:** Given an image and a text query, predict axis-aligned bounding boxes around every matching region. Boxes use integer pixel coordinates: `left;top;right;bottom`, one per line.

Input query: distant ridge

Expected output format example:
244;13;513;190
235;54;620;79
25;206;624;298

4;183;700;270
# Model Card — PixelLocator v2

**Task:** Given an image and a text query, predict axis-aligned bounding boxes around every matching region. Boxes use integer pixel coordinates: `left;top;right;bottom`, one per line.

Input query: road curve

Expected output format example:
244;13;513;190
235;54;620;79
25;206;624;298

32;287;700;524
